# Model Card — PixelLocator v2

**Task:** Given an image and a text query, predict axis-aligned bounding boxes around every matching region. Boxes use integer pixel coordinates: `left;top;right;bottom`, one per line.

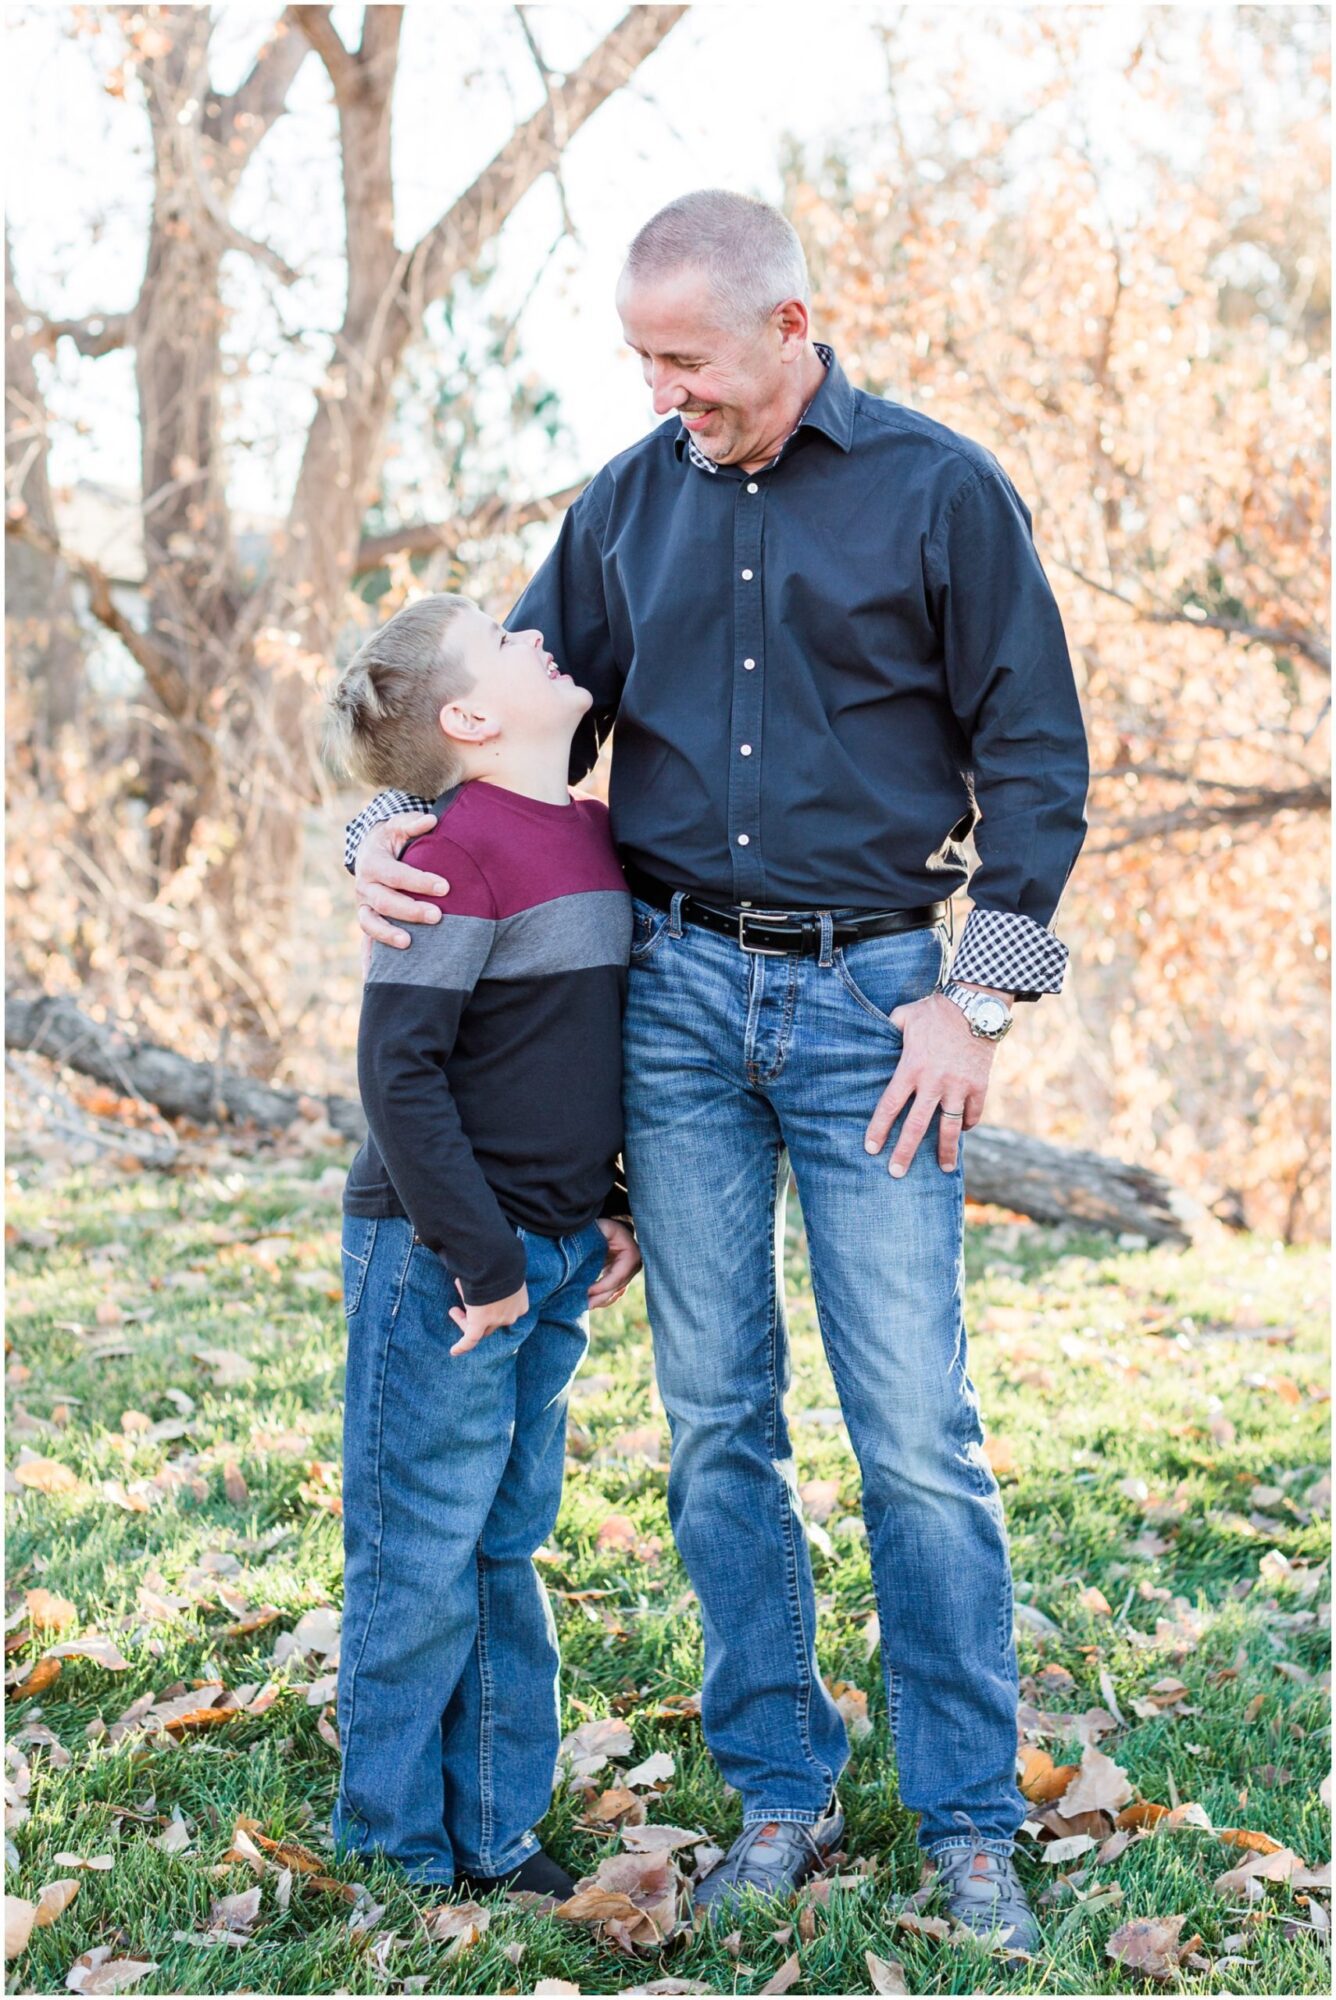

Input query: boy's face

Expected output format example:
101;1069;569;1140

443;606;592;753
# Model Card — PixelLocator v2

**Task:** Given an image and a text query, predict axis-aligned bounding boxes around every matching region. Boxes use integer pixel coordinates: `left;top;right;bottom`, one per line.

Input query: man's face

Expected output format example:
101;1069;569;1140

616;268;797;466
444;605;591;752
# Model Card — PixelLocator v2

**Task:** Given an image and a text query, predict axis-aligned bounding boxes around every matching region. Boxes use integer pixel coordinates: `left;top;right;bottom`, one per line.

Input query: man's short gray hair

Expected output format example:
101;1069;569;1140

623;189;810;332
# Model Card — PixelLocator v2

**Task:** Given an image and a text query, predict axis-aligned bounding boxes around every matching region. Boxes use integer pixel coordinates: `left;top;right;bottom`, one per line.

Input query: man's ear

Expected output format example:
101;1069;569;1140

438;700;500;747
772;296;810;355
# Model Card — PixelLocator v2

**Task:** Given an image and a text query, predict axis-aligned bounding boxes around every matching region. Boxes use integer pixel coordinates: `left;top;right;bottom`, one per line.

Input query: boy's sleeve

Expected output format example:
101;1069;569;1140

344;789;435;874
357;838;527;1306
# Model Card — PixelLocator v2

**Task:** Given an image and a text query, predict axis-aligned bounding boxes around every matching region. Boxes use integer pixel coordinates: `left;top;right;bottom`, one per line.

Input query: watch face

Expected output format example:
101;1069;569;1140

973;997;1010;1034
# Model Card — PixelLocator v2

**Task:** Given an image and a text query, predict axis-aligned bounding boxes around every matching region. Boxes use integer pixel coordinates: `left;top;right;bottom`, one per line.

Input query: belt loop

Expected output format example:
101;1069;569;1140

668;889;686;938
817;911;835;968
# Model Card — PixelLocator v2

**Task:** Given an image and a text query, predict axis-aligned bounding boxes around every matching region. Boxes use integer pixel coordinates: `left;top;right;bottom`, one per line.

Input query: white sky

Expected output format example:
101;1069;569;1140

4;2;1298;530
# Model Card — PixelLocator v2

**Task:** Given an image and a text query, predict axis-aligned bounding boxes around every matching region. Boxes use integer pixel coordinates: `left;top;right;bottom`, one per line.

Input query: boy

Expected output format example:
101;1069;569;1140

324;594;640;1895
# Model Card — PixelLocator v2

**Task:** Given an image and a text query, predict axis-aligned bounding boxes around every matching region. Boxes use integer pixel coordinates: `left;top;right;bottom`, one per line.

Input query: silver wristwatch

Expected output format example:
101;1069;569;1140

940;981;1014;1041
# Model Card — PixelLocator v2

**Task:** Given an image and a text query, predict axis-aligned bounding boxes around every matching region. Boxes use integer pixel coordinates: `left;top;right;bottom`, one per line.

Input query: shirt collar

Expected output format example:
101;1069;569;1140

673;342;855;473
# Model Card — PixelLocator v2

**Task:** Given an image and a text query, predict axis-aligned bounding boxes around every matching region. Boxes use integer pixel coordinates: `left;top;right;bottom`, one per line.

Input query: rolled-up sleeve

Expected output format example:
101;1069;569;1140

925;464;1089;998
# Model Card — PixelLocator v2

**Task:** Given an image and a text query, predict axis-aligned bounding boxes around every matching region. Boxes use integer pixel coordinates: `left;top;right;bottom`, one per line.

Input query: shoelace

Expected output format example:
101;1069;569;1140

723;1820;826;1887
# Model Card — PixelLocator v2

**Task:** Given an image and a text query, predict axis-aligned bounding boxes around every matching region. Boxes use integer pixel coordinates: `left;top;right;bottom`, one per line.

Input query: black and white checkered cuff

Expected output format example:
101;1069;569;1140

343;790;434;873
949;906;1069;998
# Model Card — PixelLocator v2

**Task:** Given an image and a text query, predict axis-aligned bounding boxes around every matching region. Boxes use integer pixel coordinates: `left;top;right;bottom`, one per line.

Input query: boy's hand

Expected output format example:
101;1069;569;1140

587;1219;641;1310
449;1278;529;1356
354;813;450;949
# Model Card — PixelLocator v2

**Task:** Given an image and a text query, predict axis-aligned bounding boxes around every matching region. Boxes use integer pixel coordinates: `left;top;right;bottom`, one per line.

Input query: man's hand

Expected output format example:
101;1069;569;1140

449;1278;529;1356
354;813;449;949
587;1218;641;1310
863;988;1012;1178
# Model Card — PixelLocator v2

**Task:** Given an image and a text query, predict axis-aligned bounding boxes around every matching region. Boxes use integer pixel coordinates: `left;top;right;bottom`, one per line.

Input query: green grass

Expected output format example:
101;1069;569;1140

4;1157;1330;1995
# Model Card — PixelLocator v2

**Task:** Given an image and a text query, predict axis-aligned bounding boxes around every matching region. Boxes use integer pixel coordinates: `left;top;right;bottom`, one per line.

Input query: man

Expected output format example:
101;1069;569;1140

346;189;1089;1951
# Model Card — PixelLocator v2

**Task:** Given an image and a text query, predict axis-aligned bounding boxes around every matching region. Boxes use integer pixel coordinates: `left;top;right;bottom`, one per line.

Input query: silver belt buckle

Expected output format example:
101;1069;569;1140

738;907;799;955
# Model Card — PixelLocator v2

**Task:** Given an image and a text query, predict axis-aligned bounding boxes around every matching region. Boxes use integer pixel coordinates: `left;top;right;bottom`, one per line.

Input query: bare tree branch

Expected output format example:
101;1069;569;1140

203;9;311;163
289;4;360;104
36;313;131;358
411;5;687;306
1055;558;1332;673
5;509;189;718
514;7;577;240
1088;778;1331;853
353;481;585;573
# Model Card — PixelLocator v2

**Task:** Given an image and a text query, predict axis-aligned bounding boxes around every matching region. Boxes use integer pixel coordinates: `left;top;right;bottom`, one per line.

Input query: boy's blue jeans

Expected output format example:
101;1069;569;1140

622;897;1027;1859
334;1212;608;1885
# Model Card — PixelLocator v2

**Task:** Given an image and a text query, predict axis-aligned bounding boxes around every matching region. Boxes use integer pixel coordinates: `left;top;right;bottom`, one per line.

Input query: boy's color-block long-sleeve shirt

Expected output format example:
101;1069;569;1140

344;779;632;1306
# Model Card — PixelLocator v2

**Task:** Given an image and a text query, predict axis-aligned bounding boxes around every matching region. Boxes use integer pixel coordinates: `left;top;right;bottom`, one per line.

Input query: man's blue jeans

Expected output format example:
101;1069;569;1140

622;897;1026;1859
334;1213;608;1885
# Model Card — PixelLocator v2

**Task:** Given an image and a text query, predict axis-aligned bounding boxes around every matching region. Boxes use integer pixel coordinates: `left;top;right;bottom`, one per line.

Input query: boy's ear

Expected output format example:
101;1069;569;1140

438;699;500;747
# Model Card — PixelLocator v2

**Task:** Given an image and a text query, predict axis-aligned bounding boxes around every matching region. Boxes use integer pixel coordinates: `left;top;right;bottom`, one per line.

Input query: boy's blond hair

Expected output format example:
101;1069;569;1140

325;594;477;799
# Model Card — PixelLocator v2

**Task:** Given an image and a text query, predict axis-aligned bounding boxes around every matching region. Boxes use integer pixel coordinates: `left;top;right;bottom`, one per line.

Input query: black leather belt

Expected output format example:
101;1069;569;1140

625;863;947;958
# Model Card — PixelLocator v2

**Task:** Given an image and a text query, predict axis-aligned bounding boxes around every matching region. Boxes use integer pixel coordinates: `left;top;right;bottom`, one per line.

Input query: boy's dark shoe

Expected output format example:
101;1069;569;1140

456;1848;576;1899
933;1847;1039;1956
693;1798;844;1917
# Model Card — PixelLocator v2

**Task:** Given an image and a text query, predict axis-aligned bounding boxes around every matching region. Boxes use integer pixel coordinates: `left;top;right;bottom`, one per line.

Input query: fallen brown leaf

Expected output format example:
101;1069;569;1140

1059;1743;1133;1817
5;1895;35;1961
63;1946;160;1993
1019;1746;1080;1804
25;1589;77;1632
866;1949;909;1995
13;1457;84;1496
34;1880;79;1926
760;1952;801;1995
1106;1915;1198;1982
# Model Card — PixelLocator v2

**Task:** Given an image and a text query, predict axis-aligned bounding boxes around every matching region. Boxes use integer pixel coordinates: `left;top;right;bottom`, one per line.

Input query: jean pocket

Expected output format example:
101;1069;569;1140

834;925;948;1032
629;896;671;964
340;1216;377;1317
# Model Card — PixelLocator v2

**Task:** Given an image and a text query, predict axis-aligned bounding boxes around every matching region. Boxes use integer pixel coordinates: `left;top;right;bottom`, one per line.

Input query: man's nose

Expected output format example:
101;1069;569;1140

650;369;686;416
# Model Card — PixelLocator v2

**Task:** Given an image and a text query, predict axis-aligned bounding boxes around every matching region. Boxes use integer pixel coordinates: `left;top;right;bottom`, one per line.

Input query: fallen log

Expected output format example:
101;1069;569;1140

5;990;365;1144
6;990;1199;1244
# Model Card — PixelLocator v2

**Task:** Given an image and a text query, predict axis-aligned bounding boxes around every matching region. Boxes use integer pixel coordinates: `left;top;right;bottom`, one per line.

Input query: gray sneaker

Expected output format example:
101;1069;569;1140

693;1800;844;1918
933;1847;1039;1955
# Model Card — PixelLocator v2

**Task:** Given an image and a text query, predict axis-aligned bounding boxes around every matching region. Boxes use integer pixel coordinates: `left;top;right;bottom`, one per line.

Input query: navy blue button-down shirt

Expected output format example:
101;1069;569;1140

348;347;1089;999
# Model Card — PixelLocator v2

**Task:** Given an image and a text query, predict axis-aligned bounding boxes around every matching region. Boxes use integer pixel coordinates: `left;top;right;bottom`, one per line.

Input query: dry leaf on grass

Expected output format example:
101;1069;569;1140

1042;1834;1097;1865
1214;1846;1305;1896
1106;1915;1199;1981
421;1900;490;1946
13;1457;85;1496
620;1825;704;1855
12;1656;63;1700
52;1853;113;1872
865;1950;909;1995
42;1637;130;1672
63;1946;160;1993
586;1785;646;1828
6;1896;35;1961
624;1752;675;1789
533;1983;582;1996
34;1880;79;1925
1218;1827;1287;1856
1059;1744;1133;1817
555;1715;635;1785
1018;1746;1080;1803
557;1850;681;1950
25;1589;77;1632
760;1952;801;1994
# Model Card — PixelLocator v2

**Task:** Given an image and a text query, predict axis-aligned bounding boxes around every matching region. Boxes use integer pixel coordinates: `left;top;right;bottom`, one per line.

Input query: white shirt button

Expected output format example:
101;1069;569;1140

740;744;752;756
747;482;759;493
741;568;753;580
737;833;750;846
743;657;756;669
